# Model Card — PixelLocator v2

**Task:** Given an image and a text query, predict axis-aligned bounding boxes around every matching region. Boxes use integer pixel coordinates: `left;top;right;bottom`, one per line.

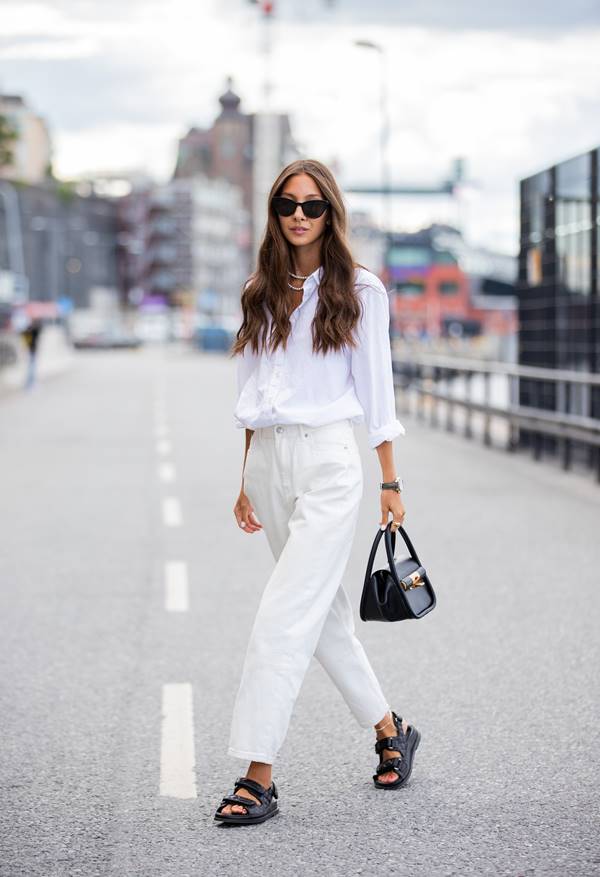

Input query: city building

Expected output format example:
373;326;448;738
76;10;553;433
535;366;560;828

518;145;599;459
348;210;387;277
519;147;598;372
0;180;119;315
174;80;254;212
0;94;52;185
383;224;517;345
117;175;251;321
190;177;251;321
173;77;298;260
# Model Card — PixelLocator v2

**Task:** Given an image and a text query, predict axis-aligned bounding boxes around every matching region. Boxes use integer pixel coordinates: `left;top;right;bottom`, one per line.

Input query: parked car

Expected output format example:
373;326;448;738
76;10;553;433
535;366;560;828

133;312;171;343
73;328;142;350
193;314;239;352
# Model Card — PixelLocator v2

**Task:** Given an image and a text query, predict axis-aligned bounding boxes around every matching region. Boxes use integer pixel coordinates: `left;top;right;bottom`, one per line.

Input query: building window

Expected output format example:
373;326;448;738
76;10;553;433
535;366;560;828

388;246;431;268
438;281;459;295
220;137;235;159
394;280;425;296
555;152;592;297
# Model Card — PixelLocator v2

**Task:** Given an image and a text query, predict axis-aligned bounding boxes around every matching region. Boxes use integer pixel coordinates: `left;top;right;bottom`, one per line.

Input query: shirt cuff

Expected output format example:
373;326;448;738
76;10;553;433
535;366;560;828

368;419;406;449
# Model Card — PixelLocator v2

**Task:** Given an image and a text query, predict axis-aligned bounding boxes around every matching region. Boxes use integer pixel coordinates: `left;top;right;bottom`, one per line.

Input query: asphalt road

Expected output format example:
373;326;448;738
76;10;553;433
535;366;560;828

1;345;598;877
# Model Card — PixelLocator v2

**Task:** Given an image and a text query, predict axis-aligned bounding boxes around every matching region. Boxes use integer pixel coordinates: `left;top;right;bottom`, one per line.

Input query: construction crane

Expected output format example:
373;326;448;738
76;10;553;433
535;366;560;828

347;158;468;196
247;0;336;108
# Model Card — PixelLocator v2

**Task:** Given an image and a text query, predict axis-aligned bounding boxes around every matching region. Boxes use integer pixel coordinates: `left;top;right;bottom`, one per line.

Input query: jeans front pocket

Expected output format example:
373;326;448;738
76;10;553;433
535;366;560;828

302;428;362;497
307;427;357;474
308;421;354;452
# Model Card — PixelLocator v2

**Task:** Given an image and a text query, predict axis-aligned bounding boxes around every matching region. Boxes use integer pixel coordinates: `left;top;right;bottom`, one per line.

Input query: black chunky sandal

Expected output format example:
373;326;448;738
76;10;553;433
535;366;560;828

373;710;421;790
214;776;279;825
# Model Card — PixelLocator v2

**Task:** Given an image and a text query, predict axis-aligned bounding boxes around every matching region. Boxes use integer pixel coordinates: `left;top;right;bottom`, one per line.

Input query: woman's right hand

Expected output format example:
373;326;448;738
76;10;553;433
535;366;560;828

234;488;263;533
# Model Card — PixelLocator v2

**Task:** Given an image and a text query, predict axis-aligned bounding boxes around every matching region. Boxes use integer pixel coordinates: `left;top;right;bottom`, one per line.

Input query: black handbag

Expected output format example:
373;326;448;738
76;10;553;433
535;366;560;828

360;522;436;622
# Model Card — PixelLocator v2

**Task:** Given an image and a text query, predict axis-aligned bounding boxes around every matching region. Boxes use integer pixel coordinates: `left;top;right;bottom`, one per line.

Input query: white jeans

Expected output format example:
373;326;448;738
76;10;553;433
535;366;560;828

227;418;390;764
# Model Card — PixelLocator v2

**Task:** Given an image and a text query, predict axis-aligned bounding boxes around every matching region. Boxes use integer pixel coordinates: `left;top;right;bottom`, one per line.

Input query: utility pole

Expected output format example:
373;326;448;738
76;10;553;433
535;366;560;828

354;39;391;236
248;0;275;112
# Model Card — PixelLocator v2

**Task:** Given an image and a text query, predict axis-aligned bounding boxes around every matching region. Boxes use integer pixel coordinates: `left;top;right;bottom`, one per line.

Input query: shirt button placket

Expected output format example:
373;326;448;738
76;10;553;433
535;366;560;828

268;354;284;412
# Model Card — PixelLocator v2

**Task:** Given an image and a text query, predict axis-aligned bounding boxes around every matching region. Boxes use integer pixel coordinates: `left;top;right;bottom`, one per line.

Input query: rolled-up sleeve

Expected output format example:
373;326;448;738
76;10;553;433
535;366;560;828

350;278;406;449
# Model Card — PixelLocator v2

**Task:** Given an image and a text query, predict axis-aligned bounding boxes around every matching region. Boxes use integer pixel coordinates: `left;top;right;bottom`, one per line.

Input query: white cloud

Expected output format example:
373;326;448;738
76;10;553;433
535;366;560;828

1;2;70;36
0;38;98;59
53;121;182;179
1;2;599;255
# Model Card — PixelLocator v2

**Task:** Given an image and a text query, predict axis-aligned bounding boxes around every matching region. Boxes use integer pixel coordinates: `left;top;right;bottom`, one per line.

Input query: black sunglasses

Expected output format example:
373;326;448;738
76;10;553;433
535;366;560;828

272;196;330;219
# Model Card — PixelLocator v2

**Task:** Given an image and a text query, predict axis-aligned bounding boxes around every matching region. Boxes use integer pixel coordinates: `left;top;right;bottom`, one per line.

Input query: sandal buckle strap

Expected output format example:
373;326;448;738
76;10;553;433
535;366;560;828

221;793;258;809
233;777;273;803
375;756;409;780
375;734;407;755
377;756;403;772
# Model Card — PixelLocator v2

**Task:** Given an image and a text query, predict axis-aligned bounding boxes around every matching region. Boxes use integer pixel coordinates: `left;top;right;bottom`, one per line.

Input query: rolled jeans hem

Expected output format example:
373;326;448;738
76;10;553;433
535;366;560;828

227;746;275;764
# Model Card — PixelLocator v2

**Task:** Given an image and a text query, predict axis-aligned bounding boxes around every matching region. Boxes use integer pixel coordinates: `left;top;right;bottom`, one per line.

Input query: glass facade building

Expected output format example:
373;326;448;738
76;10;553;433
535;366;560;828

518;147;599;461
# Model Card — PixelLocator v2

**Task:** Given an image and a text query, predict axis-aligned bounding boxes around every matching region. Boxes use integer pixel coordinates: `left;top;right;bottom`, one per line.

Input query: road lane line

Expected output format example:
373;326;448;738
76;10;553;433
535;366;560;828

155;424;169;438
163;497;182;526
158;462;176;483
165;561;189;612
156;439;171;456
159;683;197;799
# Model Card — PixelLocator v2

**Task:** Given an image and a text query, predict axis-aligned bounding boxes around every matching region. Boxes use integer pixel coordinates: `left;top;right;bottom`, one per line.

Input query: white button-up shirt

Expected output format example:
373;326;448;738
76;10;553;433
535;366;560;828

233;265;406;449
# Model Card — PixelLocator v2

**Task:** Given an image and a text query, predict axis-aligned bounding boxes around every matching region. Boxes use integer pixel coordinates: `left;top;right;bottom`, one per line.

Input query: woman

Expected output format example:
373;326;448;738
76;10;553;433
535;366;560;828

214;159;420;826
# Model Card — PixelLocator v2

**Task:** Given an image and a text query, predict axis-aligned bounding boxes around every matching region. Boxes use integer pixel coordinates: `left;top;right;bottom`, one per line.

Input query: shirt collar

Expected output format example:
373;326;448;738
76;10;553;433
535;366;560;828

299;265;323;305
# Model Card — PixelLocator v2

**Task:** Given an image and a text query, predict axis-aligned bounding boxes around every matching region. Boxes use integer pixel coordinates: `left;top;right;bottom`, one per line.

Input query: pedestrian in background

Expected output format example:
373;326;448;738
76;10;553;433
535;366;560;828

21;319;43;391
214;159;421;826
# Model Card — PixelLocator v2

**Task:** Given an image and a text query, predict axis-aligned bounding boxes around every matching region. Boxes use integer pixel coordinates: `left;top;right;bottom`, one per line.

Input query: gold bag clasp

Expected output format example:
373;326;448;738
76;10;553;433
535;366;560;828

400;570;425;591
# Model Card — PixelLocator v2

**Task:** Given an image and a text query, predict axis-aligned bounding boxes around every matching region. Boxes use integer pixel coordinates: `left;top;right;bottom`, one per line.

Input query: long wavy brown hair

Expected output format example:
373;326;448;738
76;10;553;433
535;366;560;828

230;158;368;359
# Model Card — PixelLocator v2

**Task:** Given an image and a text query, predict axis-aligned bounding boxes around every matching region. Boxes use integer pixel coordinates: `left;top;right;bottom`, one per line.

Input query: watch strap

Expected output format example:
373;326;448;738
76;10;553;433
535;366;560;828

380;476;403;491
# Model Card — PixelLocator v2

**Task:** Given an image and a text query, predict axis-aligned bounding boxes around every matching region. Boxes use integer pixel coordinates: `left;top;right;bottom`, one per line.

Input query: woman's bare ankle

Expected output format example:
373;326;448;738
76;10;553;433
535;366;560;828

246;760;272;789
374;711;394;735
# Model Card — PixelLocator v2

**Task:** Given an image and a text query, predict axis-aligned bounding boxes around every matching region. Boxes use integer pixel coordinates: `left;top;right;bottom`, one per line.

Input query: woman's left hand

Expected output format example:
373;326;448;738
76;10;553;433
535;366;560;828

380;490;406;532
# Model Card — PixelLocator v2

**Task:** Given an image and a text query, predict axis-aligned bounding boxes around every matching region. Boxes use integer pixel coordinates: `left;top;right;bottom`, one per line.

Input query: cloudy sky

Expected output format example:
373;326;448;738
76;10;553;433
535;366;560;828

1;0;599;254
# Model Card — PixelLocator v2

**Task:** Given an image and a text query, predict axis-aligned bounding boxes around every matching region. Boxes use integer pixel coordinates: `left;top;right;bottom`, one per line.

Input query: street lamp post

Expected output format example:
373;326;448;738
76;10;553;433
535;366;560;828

354;39;391;236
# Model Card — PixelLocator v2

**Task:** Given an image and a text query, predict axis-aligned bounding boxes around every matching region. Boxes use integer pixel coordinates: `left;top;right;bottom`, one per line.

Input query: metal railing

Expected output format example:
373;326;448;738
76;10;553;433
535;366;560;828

392;352;600;482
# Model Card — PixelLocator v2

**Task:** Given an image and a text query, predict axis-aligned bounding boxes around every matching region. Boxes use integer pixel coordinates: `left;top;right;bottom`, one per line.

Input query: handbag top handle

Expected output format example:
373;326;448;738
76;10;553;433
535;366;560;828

364;522;421;583
384;523;421;571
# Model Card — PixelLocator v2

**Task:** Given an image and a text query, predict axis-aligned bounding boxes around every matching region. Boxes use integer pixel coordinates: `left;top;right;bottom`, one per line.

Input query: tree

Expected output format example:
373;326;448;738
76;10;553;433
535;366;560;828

0;113;17;169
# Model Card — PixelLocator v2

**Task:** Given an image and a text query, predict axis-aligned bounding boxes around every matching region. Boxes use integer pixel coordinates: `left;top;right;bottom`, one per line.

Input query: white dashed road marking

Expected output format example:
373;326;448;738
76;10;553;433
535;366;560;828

156;439;171;456
159;683;197;799
154;384;196;799
158;462;176;483
165;561;189;612
163;497;182;527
